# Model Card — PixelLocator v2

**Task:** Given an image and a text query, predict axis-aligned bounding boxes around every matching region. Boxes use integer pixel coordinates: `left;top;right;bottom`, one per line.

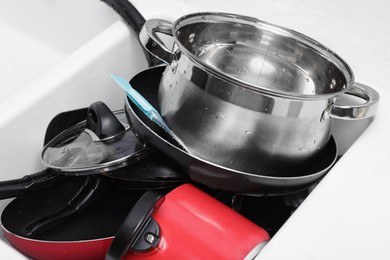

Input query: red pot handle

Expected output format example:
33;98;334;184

105;190;165;260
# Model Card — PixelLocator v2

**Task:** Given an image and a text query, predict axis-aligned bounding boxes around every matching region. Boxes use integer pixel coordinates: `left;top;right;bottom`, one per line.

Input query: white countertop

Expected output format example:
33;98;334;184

1;0;390;259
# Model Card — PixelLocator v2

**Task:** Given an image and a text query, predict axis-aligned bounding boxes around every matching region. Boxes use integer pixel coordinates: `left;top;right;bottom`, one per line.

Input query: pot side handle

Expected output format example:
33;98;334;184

105;190;165;260
139;19;176;64
328;83;380;120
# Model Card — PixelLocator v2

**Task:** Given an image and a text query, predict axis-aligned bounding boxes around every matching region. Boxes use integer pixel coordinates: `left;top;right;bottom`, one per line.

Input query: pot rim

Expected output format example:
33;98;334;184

172;12;354;100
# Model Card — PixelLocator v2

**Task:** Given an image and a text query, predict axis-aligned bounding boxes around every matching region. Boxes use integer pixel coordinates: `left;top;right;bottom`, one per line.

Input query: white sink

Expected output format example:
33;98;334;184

0;0;118;102
0;0;148;181
0;0;388;259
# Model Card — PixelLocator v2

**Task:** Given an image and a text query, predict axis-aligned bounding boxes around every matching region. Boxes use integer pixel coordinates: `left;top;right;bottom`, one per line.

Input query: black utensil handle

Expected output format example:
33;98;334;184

105;190;164;260
100;0;144;34
22;175;105;238
0;169;66;200
99;0;154;66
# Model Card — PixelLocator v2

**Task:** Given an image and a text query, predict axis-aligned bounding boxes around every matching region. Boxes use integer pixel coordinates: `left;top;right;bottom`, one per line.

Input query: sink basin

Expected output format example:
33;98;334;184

0;0;387;259
0;0;148;181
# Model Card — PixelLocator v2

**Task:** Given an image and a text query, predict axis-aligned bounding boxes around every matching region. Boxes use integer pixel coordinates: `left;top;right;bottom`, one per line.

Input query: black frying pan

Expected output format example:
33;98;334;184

124;66;338;195
95;0;339;195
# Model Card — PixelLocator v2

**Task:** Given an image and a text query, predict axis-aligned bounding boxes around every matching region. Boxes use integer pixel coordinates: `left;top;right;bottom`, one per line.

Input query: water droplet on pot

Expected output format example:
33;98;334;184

227;92;231;95
330;79;336;89
217;113;226;119
188;33;196;43
245;130;251;135
306;78;309;82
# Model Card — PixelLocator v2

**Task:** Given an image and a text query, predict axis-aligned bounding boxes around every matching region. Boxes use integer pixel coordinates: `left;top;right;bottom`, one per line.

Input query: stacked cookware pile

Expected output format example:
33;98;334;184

0;1;379;259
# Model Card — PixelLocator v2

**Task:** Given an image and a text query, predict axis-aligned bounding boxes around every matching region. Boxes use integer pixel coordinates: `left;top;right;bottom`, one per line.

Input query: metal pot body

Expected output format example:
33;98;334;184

140;13;379;173
159;57;334;173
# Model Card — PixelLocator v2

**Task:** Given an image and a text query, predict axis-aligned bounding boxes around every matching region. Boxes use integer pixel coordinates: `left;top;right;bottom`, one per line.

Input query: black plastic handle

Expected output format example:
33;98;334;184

0;169;68;200
99;0;144;34
106;190;164;260
99;0;154;66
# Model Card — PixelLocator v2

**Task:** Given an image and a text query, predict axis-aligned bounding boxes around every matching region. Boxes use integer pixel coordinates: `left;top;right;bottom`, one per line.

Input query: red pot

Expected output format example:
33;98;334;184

107;184;270;259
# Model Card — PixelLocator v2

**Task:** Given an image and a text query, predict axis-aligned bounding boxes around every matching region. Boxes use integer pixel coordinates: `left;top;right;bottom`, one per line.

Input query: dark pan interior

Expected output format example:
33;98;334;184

1;177;144;241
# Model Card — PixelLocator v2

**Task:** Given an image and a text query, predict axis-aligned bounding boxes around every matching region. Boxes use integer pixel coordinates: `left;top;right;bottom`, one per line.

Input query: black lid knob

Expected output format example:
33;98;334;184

86;101;125;139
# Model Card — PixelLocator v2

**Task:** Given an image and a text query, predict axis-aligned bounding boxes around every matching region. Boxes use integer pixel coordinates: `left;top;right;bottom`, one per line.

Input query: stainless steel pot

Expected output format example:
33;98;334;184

140;12;379;173
125;66;339;194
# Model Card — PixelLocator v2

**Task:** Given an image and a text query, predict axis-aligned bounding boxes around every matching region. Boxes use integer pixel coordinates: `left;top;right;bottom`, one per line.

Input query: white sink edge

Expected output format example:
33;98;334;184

0;20;148;180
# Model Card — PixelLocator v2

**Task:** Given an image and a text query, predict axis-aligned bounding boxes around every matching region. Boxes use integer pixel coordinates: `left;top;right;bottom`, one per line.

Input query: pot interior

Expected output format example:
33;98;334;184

174;13;353;98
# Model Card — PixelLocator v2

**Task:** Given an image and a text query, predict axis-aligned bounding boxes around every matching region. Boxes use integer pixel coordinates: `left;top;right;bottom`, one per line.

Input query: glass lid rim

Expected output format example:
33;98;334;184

41;110;147;173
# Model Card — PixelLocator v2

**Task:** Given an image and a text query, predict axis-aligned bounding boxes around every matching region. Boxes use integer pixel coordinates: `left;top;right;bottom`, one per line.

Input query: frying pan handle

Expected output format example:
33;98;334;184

99;0;154;66
99;0;144;34
139;19;177;65
0;170;66;200
327;83;380;120
106;190;165;260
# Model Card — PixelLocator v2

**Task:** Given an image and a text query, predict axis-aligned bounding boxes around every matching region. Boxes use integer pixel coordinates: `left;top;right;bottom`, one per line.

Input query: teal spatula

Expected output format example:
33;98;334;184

111;74;192;154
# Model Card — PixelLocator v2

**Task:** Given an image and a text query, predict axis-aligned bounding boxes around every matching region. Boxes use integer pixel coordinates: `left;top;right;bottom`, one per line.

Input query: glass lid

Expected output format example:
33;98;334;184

41;102;147;174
